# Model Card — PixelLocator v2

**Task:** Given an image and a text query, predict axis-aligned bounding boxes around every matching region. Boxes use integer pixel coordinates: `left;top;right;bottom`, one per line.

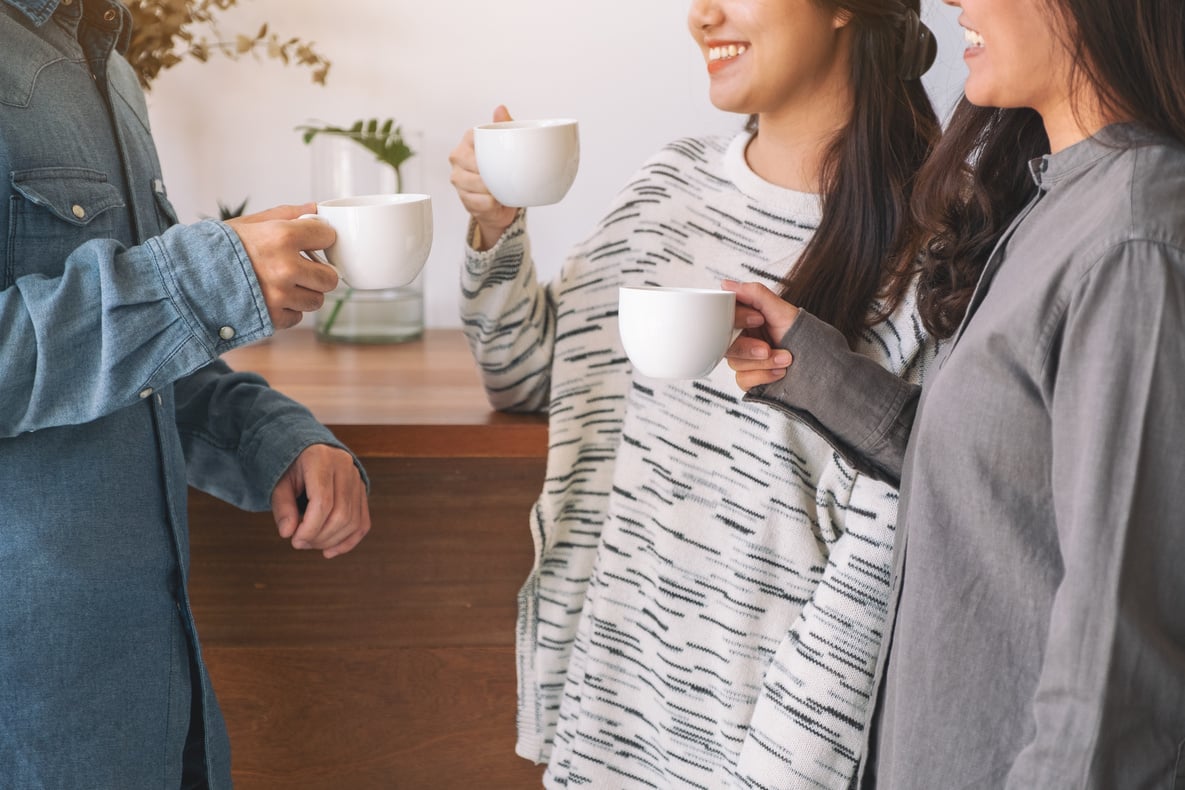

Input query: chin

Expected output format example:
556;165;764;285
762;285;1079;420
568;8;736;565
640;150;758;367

707;89;747;116
961;81;995;109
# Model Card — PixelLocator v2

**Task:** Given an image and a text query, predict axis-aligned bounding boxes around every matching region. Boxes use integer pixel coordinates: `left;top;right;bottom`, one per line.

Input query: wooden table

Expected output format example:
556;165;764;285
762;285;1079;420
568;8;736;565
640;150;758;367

187;329;547;789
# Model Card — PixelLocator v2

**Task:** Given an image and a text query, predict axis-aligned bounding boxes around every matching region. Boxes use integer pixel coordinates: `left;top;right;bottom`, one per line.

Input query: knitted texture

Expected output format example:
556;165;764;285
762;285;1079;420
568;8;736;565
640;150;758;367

460;133;934;789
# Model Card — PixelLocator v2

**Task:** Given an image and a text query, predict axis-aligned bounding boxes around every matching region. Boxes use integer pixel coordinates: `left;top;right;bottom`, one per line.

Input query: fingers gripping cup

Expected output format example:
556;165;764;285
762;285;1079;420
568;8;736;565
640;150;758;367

473;119;580;207
300;193;433;290
618;286;739;380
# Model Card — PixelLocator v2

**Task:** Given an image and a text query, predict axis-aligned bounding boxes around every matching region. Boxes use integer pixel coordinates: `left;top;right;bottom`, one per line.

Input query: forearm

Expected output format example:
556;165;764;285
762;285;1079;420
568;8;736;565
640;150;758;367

175;359;365;511
459;212;555;412
745;311;919;486
0;221;270;437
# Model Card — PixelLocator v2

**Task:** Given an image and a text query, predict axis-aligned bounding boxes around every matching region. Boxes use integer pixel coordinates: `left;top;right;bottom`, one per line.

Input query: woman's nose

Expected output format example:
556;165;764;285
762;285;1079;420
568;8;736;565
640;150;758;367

688;0;724;32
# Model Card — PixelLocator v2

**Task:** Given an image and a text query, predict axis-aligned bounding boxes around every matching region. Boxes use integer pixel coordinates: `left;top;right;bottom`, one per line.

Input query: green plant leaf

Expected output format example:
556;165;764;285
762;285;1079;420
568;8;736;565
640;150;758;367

295;118;417;190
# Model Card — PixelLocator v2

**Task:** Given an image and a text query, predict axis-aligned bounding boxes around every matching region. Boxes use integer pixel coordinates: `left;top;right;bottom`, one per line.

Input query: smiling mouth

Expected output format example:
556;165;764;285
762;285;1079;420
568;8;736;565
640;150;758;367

963;27;985;48
708;43;748;63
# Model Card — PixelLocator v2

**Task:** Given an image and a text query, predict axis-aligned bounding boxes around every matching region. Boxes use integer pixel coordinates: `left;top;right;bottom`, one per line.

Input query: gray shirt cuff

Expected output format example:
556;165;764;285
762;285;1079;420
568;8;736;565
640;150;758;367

743;310;919;486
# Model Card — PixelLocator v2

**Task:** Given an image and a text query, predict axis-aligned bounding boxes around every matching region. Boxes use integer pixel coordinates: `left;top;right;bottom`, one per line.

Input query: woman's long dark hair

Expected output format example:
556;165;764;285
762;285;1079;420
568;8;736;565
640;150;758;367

757;0;941;346
914;0;1185;339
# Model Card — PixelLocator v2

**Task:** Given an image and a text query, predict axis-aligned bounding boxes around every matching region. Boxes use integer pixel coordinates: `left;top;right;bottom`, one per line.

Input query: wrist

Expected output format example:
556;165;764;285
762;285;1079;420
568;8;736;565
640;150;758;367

471;210;519;252
474;220;507;252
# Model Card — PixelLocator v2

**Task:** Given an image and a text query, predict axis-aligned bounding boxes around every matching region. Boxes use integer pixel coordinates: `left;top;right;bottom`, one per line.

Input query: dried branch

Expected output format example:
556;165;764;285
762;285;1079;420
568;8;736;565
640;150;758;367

122;0;331;90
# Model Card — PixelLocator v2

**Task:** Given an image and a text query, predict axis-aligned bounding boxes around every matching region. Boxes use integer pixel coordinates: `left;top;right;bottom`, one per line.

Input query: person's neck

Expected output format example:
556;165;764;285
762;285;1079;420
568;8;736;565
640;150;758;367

745;95;851;193
1040;90;1124;153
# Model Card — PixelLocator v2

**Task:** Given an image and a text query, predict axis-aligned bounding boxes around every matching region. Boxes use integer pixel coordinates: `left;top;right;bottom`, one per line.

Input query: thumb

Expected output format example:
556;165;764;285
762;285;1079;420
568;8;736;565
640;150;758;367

722;279;779;311
493;104;513;123
722;279;799;344
234;202;317;225
271;472;303;539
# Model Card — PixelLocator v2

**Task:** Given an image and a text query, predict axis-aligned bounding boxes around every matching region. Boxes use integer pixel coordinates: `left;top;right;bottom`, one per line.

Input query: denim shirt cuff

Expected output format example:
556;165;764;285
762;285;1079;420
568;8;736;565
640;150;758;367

143;219;273;355
239;415;370;510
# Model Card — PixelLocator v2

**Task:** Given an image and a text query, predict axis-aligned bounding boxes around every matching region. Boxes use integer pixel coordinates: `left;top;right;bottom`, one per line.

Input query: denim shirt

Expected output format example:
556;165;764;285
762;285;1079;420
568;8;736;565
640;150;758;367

1;1;357;786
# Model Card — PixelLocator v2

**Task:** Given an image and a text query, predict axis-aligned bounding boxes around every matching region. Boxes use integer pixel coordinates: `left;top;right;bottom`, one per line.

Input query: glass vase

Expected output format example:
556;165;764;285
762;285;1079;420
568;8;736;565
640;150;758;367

309;134;424;344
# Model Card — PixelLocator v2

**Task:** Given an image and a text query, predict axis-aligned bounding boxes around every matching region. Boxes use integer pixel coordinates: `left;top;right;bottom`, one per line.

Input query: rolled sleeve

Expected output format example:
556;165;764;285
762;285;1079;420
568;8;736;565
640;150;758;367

744;310;919;486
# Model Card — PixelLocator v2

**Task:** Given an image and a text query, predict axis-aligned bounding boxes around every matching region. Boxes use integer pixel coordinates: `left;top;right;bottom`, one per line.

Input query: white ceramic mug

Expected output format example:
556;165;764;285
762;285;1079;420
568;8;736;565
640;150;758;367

617;286;739;380
300;193;433;290
473;119;580;207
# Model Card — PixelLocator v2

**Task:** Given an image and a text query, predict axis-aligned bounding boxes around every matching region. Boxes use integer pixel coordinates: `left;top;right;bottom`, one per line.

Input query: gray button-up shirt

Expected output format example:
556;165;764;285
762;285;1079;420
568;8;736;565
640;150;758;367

748;125;1185;788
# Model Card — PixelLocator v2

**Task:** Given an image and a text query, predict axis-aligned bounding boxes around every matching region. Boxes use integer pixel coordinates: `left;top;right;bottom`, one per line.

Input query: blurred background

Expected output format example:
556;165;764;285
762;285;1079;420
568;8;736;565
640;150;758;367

145;0;967;329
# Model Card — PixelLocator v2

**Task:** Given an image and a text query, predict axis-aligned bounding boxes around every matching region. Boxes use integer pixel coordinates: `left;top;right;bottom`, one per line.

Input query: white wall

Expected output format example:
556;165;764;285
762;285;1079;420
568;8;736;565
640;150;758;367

146;0;966;329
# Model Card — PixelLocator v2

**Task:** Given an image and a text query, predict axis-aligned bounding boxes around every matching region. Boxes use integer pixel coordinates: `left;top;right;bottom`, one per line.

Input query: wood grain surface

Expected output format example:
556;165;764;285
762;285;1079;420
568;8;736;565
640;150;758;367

188;331;549;788
218;330;547;458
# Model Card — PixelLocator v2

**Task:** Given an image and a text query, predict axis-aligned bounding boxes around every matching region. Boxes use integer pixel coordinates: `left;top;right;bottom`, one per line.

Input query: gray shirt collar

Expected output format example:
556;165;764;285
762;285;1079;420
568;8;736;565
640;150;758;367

1032;122;1167;190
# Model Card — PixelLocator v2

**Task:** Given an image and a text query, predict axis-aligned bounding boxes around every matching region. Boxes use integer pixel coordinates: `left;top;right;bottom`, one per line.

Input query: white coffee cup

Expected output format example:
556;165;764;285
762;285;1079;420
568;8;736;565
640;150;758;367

618;286;739;380
300;193;432;290
473;119;579;207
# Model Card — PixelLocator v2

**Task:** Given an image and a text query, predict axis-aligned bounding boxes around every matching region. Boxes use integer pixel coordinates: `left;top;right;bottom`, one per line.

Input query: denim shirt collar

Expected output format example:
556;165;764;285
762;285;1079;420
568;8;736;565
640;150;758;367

5;0;59;26
6;0;132;54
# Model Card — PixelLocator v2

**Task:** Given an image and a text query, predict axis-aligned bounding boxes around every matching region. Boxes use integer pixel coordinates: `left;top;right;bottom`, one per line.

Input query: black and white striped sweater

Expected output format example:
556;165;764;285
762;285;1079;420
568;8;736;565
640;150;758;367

460;133;935;789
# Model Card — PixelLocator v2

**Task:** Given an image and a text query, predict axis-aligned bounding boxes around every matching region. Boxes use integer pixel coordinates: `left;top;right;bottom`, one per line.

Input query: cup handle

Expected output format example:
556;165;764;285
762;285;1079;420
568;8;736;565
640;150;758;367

297;213;334;269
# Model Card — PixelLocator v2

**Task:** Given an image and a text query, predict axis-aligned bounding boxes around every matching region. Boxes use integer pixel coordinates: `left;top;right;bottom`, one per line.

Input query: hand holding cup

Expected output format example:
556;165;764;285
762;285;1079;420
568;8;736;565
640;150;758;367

722;280;798;391
226;203;341;329
449;105;520;251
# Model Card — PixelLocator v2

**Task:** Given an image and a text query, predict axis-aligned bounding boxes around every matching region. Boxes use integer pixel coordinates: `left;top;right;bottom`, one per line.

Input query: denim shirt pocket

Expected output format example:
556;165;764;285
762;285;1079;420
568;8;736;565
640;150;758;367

7;167;126;283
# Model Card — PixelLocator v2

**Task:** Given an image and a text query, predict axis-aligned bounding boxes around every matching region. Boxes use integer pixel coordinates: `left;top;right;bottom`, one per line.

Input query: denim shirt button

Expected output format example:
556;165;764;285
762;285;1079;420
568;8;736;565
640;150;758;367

138;387;153;399
218;326;236;340
102;9;117;22
71;204;86;219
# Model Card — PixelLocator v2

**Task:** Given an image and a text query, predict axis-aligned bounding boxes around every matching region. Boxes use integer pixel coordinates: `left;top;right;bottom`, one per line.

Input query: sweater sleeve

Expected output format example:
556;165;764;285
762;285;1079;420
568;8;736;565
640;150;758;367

734;465;901;788
735;306;935;788
459;211;557;413
744;311;921;486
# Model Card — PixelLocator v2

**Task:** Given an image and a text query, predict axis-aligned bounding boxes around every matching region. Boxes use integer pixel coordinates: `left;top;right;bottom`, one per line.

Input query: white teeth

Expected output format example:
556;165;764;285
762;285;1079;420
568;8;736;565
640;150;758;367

708;44;747;62
964;28;985;47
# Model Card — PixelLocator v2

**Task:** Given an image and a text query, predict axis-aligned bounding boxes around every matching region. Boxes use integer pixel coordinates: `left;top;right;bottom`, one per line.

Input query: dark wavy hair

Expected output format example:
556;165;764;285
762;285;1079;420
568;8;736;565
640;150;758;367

914;0;1185;338
752;0;941;346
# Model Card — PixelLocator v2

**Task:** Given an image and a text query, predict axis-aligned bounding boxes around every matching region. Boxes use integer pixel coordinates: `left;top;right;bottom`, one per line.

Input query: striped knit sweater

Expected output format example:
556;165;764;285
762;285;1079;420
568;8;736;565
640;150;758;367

460;132;935;789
